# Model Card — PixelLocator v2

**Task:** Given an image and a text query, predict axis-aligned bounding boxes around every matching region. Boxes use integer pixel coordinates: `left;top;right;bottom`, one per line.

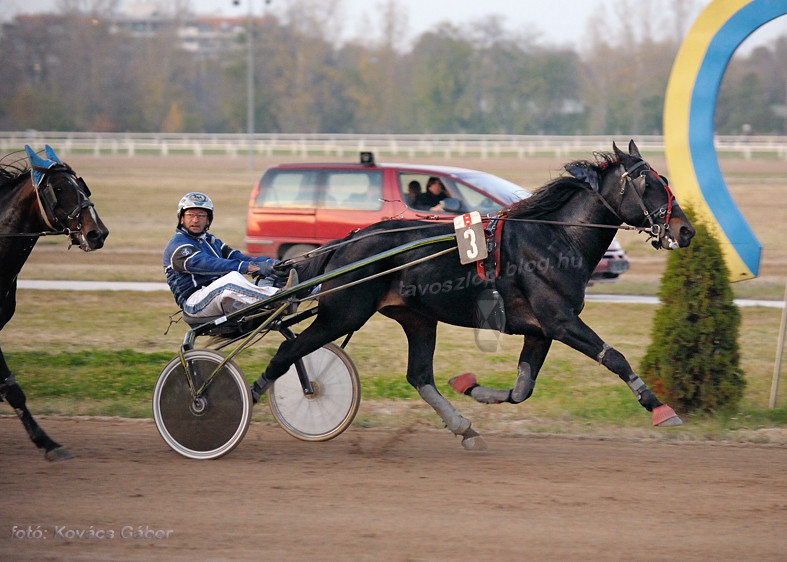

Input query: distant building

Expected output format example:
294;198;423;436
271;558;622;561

109;3;253;57
3;3;262;59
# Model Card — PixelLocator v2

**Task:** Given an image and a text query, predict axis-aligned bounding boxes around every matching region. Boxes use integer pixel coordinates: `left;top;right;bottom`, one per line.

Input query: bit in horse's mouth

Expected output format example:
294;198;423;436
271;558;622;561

70;236;92;252
654;233;679;251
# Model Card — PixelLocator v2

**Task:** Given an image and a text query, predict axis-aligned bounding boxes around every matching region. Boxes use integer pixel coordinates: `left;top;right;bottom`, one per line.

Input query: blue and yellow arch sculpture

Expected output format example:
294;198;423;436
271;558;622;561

664;0;786;281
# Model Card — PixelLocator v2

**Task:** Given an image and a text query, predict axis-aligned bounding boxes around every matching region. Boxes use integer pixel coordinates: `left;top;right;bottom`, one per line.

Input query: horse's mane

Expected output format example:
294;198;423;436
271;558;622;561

503;151;618;219
0;152;31;190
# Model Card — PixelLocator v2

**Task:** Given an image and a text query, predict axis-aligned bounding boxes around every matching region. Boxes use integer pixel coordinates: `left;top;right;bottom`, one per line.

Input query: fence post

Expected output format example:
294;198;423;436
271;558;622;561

770;279;787;409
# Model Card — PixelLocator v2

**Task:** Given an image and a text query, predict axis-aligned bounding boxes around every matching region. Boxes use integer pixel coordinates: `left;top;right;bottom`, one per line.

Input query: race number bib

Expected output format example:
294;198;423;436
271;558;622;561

453;211;488;265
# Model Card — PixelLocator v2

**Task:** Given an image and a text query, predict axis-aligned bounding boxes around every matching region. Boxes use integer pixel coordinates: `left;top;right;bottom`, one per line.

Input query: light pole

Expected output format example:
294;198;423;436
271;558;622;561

235;0;271;170
246;0;254;170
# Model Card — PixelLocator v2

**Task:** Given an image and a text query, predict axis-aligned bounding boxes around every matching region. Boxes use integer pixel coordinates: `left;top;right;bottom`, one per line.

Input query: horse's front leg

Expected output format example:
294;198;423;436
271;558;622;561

450;336;552;405
0;373;73;461
552;314;682;427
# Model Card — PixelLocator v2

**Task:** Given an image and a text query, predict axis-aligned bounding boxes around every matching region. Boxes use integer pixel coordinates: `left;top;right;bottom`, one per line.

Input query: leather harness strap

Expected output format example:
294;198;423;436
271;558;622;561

476;215;504;282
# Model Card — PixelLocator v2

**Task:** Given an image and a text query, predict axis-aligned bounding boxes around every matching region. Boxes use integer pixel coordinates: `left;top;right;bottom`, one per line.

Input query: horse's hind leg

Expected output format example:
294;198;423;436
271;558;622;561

0;373;72;461
418;385;486;451
251;331;329;402
251;302;376;402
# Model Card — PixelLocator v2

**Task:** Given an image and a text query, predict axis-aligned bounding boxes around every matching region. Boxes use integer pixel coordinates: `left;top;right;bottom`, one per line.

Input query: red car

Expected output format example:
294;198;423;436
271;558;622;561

245;152;629;281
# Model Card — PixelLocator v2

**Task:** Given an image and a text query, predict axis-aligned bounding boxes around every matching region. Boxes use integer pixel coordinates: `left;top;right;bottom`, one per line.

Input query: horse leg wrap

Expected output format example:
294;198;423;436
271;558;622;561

463;363;534;404
448;372;504;404
469;386;510;404
625;375;648;401
509;363;534;404
418;385;471;435
625;375;662;412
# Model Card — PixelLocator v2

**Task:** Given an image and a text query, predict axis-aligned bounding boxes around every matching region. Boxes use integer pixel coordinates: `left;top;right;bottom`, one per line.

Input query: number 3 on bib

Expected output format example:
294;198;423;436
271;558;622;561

453;211;488;265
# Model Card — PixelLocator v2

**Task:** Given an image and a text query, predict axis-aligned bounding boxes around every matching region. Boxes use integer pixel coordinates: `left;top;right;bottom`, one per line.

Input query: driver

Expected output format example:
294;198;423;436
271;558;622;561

163;192;289;323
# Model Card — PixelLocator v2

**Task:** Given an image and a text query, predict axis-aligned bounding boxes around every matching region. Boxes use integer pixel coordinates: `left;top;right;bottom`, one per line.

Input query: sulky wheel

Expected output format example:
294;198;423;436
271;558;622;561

268;343;360;442
153;349;252;460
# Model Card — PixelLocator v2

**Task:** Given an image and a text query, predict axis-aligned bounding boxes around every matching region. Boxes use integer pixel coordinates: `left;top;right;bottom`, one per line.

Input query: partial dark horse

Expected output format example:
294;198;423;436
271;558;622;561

252;140;695;449
0;146;108;460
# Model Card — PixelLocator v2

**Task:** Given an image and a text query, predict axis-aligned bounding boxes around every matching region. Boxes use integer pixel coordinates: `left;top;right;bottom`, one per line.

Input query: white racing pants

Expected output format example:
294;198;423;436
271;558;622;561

182;271;279;320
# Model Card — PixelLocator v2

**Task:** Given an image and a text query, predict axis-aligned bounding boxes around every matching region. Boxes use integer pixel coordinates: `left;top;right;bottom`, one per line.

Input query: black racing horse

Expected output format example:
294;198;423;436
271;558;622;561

0;145;108;460
252;140;695;449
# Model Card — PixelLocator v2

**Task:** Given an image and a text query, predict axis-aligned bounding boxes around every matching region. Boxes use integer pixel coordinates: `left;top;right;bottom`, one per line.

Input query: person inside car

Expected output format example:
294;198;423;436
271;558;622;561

163;192;292;323
406;180;422;206
413;176;449;211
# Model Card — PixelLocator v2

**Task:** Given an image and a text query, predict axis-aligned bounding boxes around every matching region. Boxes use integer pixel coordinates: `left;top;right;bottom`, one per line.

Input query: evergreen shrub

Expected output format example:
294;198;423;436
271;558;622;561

640;210;746;413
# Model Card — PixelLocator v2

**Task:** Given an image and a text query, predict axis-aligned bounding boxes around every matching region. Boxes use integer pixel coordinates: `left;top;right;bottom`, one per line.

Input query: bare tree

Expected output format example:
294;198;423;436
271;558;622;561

55;0;120;16
667;0;700;46
280;0;344;46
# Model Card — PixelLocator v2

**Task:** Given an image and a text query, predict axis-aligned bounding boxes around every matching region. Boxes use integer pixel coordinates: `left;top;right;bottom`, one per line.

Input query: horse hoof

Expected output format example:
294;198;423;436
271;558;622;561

45;446;74;462
460;427;488;451
652;405;683;427
449;373;477;394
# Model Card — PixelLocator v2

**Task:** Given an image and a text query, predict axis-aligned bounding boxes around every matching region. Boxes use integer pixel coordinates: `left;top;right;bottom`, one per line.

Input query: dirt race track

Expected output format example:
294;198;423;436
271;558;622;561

2;416;786;561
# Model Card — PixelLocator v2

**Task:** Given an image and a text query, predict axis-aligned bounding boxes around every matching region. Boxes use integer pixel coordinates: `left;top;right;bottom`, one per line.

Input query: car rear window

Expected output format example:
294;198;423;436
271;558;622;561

255;169;319;208
322;170;383;210
254;169;384;211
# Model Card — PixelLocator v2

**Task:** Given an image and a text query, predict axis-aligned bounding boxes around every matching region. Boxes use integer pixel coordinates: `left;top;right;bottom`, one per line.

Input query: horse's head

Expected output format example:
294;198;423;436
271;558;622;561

568;140;694;250
24;145;109;251
610;140;694;249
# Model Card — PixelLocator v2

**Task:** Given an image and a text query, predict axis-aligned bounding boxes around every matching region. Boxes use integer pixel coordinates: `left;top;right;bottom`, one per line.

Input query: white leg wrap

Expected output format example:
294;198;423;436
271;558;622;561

510;363;534;403
470;386;510;404
418;385;471;435
468;362;534;404
626;375;647;400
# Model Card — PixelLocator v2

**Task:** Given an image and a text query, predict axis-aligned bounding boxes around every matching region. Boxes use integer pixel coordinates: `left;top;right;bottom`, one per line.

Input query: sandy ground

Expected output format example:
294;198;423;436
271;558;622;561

2;415;786;561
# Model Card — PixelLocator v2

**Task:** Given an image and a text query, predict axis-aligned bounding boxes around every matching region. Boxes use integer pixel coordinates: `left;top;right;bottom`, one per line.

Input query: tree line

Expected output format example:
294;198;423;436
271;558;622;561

1;0;784;136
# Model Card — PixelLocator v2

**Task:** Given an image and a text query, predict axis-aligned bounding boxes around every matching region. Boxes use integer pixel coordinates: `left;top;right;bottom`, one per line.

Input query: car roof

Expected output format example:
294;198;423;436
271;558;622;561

268;161;475;173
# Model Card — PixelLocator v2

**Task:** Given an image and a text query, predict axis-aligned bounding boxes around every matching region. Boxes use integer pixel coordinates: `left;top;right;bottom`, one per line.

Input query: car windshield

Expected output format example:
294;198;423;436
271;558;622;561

452;171;531;205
